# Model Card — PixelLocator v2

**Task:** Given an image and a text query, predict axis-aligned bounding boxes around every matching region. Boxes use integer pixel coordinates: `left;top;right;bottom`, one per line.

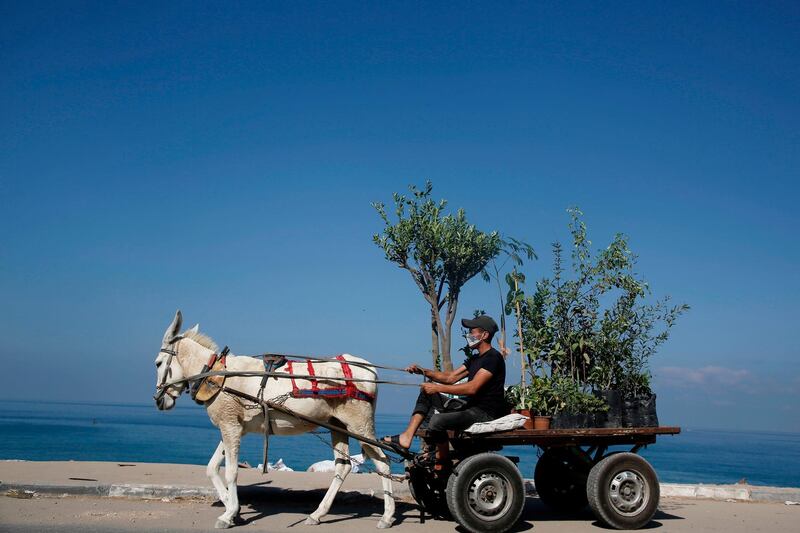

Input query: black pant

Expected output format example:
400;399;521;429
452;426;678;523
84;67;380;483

413;390;493;443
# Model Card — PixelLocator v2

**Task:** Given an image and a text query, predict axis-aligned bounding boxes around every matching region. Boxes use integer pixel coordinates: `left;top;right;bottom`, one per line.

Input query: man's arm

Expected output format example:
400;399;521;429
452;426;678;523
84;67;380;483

423;368;493;396
407;364;468;385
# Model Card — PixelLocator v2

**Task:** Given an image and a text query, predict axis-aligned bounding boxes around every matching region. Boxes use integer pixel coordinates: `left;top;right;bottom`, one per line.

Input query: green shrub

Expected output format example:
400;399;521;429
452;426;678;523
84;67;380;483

506;208;688;411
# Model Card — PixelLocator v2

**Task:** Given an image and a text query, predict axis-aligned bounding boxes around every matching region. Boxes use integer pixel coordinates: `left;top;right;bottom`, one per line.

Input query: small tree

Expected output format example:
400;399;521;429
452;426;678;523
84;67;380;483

372;182;502;370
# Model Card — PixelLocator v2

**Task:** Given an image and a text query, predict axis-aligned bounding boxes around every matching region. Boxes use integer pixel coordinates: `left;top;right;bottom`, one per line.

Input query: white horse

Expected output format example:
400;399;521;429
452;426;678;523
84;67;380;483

153;311;396;529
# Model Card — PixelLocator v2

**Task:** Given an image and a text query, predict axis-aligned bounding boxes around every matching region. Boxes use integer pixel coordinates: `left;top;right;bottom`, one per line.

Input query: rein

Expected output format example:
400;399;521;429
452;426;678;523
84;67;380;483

158;367;420;391
155;345;423;393
240;352;412;374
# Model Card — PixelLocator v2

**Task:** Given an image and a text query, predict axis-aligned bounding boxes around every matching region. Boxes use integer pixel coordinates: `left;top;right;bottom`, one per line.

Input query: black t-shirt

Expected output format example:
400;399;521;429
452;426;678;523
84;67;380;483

464;347;507;418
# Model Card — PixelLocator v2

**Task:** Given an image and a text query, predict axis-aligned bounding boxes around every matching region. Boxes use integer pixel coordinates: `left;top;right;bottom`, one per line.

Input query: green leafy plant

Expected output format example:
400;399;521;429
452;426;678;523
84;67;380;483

507;375;607;416
505;378;556;414
480;239;536;408
506;208;688;414
504;383;526;411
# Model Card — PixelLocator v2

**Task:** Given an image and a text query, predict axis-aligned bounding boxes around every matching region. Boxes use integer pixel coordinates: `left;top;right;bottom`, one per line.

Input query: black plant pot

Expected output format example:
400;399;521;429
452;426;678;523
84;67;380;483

551;412;603;429
594;389;623;428
551;413;578;429
622;393;659;428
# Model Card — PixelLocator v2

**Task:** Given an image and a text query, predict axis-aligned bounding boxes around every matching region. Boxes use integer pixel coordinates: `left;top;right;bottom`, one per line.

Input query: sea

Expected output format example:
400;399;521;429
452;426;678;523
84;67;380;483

1;400;799;488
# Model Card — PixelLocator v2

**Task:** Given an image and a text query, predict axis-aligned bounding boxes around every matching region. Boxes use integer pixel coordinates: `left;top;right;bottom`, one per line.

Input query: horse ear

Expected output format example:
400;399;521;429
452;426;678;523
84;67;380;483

187;324;199;336
163;310;183;343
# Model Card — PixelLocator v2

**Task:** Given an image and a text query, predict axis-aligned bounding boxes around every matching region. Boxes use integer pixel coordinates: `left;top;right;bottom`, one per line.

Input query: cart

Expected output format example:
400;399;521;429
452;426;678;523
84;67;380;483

408;426;681;532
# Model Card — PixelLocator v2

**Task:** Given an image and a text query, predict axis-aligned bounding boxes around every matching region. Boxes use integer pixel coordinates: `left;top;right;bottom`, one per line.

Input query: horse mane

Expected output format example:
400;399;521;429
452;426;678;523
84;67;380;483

183;329;219;352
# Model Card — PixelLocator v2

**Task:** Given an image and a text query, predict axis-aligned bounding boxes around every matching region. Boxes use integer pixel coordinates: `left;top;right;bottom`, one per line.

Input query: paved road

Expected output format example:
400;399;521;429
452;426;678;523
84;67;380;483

1;493;797;533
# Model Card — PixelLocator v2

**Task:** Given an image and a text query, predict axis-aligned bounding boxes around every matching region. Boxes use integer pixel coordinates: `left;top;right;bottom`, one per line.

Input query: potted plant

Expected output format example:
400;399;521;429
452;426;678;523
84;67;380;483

620;372;659;427
592;285;688;428
506;378;558;429
528;376;557;429
548;376;609;428
505;383;534;429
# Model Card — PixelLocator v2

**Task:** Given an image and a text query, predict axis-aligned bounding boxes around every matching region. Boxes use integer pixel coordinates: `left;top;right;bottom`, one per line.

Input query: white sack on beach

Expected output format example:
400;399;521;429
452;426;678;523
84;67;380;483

256;458;294;472
307;454;365;473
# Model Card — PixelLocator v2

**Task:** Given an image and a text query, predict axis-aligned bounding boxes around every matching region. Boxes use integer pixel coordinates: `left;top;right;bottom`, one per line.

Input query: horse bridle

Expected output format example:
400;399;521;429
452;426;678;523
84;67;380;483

154;335;184;402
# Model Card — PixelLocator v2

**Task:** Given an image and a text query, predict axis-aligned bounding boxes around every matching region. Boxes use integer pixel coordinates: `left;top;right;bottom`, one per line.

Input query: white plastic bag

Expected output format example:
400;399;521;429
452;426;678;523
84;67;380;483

256;458;294;472
307;454;365;473
464;413;529;434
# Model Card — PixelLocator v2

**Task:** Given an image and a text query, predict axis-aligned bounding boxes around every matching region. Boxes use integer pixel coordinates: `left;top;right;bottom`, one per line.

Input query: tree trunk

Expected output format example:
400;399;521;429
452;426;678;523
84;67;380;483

441;294;459;372
433;307;447;371
425;287;447;370
429;306;440;370
441;328;452;371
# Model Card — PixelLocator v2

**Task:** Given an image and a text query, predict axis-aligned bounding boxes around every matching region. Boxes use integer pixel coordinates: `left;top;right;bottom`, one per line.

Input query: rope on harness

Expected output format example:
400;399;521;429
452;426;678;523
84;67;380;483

241;352;411;374
307;360;319;395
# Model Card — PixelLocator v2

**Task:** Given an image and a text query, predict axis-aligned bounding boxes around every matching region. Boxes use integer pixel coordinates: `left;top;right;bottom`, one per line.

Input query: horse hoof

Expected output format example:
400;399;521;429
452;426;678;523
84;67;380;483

215;519;232;529
304;516;320;526
377;519;394;529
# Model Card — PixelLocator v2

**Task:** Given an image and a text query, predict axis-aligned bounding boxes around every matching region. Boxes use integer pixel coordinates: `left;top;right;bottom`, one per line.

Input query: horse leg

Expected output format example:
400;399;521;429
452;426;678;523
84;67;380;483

206;441;228;505
361;442;396;529
305;431;352;525
215;429;242;529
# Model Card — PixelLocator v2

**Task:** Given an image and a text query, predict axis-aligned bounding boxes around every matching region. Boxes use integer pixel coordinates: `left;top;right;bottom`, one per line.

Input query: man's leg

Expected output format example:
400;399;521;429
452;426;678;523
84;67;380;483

385;390;446;449
426;407;493;465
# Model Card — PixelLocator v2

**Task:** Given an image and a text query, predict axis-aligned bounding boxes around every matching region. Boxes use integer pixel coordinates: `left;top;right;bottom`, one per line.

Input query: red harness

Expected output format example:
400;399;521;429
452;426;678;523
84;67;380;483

285;355;375;403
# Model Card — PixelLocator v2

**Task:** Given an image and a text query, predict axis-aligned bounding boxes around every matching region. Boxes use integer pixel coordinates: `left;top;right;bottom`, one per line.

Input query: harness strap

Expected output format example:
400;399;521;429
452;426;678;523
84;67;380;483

191;347;229;405
337;355;357;399
307;360;319;395
286;361;299;396
190;352;218;404
279;356;376;403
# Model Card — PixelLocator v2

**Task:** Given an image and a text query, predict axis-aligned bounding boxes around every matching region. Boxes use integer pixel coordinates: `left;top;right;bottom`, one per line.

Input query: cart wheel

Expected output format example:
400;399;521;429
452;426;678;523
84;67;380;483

533;447;591;513
445;453;525;533
407;464;449;518
587;452;660;530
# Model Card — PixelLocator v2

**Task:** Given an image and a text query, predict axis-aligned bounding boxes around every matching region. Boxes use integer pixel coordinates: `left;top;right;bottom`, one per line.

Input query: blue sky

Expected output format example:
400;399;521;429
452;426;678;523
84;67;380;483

1;1;798;431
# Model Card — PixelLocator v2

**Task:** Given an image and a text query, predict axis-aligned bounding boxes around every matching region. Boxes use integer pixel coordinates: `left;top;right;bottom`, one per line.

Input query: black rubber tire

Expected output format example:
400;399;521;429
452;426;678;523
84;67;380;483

445;453;525;533
586;452;660;529
533;447;591;513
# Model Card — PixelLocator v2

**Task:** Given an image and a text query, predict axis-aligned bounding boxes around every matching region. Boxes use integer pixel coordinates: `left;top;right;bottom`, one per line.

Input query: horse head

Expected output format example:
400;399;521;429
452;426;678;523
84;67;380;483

153;310;197;410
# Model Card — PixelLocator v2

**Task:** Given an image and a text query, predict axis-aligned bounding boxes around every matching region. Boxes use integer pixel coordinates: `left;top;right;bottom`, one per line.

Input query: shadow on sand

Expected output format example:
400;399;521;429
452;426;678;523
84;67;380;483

212;484;686;530
216;483;418;527
517;497;685;530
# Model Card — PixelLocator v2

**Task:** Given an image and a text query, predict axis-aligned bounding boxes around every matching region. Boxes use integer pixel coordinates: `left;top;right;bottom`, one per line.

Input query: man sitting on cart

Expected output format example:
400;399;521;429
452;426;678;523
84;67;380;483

383;314;508;469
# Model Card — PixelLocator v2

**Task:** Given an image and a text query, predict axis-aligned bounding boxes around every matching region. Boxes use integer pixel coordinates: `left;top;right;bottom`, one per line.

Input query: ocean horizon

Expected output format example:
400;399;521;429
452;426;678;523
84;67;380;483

2;399;798;489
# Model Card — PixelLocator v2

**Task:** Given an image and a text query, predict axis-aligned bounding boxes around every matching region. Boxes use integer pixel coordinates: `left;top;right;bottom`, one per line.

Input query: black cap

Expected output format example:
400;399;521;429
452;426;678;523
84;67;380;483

461;315;499;335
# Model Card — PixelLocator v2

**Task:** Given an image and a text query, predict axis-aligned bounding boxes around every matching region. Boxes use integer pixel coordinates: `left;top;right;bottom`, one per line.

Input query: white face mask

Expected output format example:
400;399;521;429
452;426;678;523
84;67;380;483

466;332;483;348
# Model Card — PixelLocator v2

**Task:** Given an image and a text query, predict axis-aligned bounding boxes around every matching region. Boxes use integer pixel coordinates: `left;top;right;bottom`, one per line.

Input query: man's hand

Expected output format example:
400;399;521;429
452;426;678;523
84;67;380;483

421;382;439;394
405;363;424;375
